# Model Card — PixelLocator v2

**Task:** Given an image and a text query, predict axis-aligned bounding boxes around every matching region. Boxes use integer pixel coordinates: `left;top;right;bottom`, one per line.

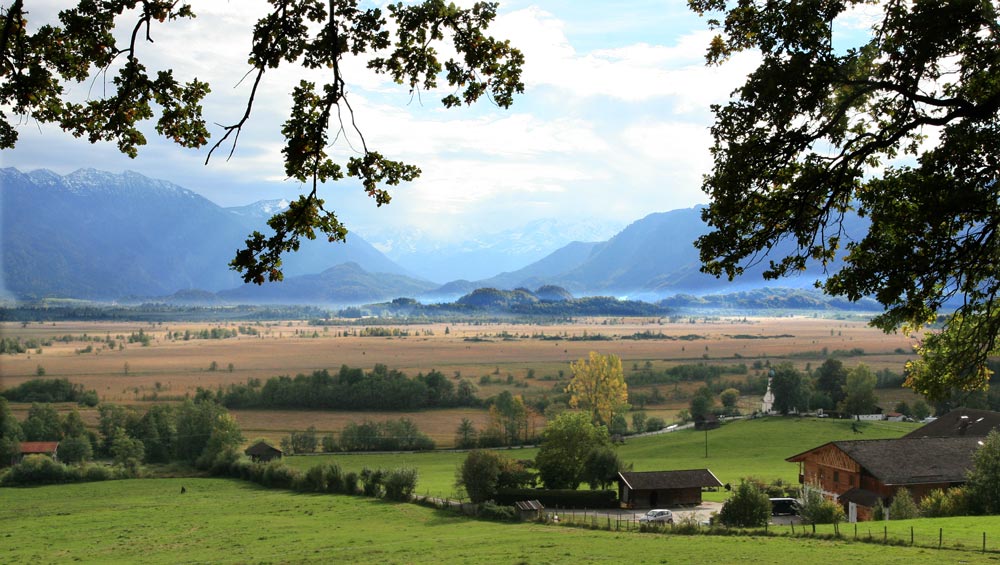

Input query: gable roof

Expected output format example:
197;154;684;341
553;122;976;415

618;469;722;491
19;441;59;454
904;409;1000;439
514;500;544;511
244;441;282;456
788;437;982;485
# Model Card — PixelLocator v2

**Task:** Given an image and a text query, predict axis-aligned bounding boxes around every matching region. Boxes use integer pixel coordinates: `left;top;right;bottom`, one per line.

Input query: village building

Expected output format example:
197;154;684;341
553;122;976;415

244;441;283;463
786;436;981;521
903;408;1000;439
16;441;60;464
617;469;722;509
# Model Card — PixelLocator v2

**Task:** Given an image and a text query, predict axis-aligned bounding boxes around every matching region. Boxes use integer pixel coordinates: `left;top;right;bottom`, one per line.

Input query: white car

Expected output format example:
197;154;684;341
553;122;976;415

638;509;674;524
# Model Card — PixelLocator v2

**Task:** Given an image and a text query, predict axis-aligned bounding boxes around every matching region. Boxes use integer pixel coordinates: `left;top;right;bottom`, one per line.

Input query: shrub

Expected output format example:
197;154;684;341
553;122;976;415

478;501;518;522
919;487;968;517
383;468;418;501
261;460;299;489
718;479;771;528
343;471;360;495
321;434;338;453
82;464;113;482
2;455;69;486
325;463;345;494
798;485;845;524
361;467;386;497
304;464;330;492
645;417;666;432
494;488;617;509
888;488;920;520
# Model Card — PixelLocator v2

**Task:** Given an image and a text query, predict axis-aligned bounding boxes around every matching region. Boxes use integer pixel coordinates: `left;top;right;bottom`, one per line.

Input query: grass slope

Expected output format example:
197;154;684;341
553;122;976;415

283;417;920;500
3;478;996;564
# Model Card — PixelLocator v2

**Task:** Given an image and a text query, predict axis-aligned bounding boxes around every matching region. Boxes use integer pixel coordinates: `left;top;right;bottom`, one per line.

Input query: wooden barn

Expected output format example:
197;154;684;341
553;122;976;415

244;441;283;463
618;469;722;509
15;441;60;464
787;436;980;521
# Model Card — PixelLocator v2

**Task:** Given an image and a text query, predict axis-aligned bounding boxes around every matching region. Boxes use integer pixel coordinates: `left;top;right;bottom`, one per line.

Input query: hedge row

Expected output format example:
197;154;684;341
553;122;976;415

495;488;618;509
1;454;134;486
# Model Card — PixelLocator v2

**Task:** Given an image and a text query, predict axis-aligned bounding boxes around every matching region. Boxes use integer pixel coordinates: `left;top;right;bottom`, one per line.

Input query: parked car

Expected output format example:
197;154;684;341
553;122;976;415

638;509;674;524
769;497;798;516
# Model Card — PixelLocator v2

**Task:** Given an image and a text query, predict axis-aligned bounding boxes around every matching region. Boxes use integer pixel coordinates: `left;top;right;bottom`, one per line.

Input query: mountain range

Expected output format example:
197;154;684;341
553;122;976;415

1;167;868;306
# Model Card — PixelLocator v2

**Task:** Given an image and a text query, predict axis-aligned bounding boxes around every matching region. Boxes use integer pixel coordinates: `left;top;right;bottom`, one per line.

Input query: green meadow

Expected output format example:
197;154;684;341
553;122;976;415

284;416;920;501
4;477;998;564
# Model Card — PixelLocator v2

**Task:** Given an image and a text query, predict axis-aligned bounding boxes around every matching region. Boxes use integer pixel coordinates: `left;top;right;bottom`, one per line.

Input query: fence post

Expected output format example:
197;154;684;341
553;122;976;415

984;532;987;554
854;523;857;540
910;526;913;546
884;526;887;543
939;527;943;549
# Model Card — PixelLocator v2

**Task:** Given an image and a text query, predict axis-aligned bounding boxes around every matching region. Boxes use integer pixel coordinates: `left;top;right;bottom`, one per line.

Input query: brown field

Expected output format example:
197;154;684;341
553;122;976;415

1;316;921;446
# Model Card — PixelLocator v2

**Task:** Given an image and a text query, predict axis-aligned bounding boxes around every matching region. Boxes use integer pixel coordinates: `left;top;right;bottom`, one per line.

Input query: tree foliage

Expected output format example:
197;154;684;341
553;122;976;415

534;411;610;490
840;364;879;416
566;351;628;427
455;449;531;504
966;429;1000;514
718;479;771;528
2;1;523;283
770;364;808;415
689;0;1000;400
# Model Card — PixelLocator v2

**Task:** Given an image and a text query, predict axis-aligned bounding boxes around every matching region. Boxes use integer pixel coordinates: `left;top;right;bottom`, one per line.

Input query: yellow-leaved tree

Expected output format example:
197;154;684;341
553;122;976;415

566;351;628;427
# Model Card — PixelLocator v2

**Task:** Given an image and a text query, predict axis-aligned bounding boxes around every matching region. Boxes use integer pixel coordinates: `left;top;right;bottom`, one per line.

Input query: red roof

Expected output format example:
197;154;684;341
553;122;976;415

19;441;59;454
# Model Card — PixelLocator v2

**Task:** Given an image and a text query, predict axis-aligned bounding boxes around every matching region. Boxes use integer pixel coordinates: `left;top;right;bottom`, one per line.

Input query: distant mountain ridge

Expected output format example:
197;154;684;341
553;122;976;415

0;168;418;300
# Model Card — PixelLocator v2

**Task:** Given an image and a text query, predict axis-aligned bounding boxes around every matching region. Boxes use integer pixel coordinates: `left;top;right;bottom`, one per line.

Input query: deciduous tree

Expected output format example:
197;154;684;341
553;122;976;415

566;351;628;427
840;364;879;416
689;0;1000;400
534;411;610;490
1;1;523;283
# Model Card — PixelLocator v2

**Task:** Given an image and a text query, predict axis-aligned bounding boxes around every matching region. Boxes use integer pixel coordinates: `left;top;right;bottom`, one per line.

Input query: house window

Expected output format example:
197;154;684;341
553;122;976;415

834;471;840;484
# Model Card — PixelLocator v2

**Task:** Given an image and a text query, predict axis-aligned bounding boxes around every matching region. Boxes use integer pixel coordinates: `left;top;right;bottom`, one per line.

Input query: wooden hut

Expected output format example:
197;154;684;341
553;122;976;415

244;441;283;463
513;499;544;521
618;469;722;509
15;441;60;464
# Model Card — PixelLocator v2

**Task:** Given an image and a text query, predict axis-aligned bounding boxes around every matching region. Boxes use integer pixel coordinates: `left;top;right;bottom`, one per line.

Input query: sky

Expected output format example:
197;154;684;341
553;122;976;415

1;1;880;245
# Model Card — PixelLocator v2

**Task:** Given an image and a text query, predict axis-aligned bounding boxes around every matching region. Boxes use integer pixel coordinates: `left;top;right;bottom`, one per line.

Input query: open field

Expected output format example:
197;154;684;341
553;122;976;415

3;477;997;564
1;317;924;443
283;417;921;501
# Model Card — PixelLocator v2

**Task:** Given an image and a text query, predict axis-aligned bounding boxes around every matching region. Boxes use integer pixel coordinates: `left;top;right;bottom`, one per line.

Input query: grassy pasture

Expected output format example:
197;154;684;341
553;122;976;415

283;417;920;501
3;477;995;564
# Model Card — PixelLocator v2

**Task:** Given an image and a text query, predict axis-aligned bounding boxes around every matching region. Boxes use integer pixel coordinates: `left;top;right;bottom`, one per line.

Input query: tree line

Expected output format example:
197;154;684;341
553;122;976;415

215;365;481;411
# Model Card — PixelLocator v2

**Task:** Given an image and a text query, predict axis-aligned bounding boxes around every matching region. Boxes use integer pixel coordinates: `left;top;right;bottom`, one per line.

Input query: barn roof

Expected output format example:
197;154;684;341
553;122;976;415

19;441;59;454
838;488;882;507
787;437;982;485
244;441;282;456
618;469;722;491
904;409;1000;439
514;500;544;511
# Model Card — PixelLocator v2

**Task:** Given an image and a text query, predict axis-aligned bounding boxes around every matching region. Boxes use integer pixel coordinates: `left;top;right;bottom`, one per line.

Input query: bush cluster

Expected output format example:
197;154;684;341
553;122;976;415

0;455;133;486
219;459;416;502
494;488;617;509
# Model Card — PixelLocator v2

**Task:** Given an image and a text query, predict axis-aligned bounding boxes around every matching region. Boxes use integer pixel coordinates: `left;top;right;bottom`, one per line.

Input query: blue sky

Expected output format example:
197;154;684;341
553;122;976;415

1;1;881;245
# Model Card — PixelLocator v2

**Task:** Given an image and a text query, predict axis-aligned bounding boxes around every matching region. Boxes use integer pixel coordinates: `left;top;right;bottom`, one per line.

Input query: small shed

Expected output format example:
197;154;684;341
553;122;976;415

618;469;723;509
244;441;283;463
514;499;544;521
17;441;60;463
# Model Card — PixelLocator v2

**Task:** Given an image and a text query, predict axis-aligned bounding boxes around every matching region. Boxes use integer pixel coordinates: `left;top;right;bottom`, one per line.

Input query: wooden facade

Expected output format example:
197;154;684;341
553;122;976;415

788;437;980;522
244;441;283;463
618;469;722;509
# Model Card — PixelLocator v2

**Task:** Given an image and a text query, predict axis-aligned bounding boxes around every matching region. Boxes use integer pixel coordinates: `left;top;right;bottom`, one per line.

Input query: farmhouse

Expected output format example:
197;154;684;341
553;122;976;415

786;436;981;521
904;408;1000;438
244;441;283;463
618;469;722;509
16;441;60;464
